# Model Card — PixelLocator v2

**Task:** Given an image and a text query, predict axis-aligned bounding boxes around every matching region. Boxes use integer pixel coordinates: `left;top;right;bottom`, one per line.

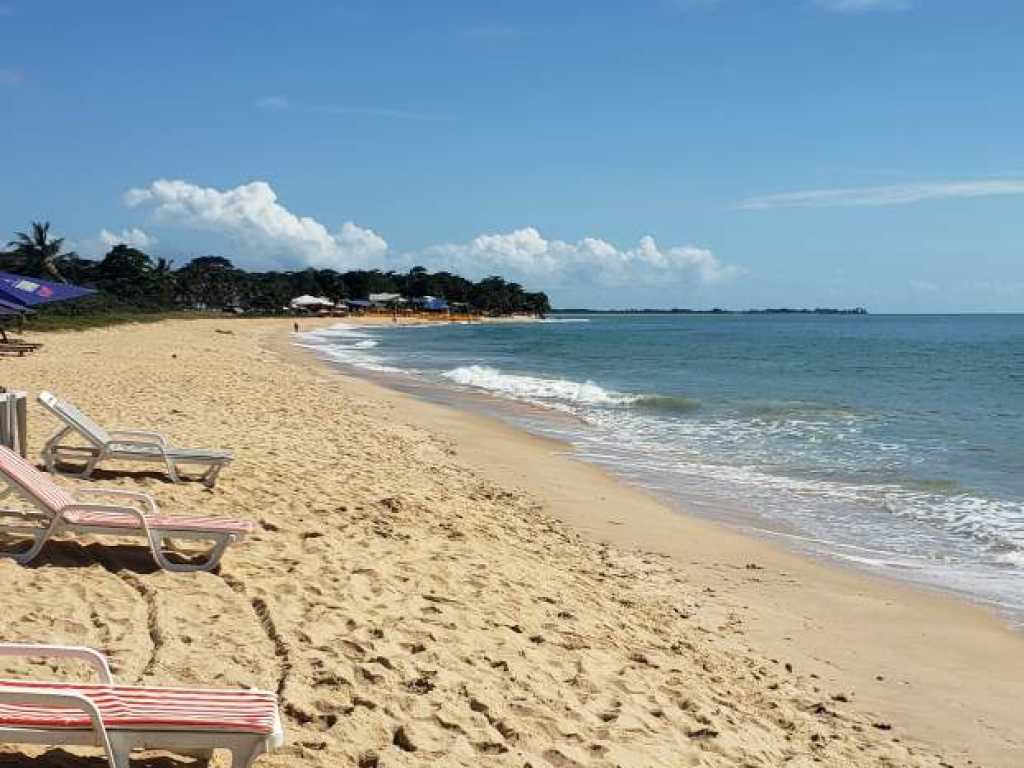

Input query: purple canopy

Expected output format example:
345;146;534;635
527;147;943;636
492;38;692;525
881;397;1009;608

0;272;96;308
0;297;33;314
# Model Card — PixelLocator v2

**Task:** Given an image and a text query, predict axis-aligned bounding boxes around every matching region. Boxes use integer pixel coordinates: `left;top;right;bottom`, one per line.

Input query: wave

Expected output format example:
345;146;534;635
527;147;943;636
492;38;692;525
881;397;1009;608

742;401;860;422
995;550;1024;569
442;365;636;406
295;323;398;372
633;394;702;413
538;318;590;323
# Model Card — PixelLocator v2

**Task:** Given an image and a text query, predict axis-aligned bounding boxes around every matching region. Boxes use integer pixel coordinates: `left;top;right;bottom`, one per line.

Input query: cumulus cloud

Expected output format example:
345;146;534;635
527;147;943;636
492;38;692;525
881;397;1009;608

125;179;388;269
122;178;741;288
422;227;742;287
99;227;156;249
737;179;1024;209
814;0;911;11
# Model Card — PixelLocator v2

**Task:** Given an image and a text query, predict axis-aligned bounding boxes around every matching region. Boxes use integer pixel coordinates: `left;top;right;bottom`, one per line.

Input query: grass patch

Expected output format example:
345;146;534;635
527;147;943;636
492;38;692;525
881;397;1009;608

19;311;234;333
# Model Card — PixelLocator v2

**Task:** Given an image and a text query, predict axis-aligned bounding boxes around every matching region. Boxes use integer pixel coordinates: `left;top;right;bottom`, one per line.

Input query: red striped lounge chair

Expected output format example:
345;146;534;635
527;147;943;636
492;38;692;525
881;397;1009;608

0;643;283;767
0;446;252;572
38;391;233;488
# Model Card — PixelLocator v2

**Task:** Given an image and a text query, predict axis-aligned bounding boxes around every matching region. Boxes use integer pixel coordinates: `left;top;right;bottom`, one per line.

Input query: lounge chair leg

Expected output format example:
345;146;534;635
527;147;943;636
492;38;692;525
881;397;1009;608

150;532;233;573
81;454;100;480
12;530;49;565
202;463;224;488
0;518;58;565
165;457;181;483
236;738;268;767
106;732;134;768
50;448;102;479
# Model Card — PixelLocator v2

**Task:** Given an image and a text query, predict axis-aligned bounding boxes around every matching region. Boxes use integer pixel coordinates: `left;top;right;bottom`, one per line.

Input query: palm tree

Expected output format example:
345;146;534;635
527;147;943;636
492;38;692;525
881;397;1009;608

6;221;74;282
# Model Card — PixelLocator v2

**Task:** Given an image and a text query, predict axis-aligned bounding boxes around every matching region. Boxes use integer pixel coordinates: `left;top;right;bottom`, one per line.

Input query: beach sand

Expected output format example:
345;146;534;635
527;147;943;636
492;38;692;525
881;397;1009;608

1;317;1022;767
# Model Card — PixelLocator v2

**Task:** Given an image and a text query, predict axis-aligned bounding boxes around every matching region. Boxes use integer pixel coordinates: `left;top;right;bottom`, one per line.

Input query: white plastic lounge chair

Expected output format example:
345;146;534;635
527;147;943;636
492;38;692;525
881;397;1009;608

0;643;283;767
38;391;233;487
0;446;253;572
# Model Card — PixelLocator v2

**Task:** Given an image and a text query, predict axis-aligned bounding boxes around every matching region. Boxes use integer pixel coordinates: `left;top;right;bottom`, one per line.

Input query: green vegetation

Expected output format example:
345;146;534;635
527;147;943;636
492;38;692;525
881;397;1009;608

25;309;227;332
0;221;551;328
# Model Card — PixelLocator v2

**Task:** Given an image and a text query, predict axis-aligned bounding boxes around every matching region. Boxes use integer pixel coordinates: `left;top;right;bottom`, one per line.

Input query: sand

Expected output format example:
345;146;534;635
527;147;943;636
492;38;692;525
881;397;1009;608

1;316;1022;767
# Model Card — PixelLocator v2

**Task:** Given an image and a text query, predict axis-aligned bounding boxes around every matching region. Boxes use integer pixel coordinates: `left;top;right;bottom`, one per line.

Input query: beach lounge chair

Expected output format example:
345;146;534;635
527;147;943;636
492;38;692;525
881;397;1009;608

0;446;253;572
38;391;233;487
0;642;283;767
0;340;42;357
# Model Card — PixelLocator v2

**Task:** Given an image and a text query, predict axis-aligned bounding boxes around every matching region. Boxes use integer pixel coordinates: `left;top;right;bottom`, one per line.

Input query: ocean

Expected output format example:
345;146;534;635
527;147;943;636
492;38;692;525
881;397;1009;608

298;314;1024;621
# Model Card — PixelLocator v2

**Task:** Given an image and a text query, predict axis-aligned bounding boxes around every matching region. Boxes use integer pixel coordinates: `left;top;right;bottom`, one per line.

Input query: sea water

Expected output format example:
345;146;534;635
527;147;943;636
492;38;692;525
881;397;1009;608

298;314;1024;621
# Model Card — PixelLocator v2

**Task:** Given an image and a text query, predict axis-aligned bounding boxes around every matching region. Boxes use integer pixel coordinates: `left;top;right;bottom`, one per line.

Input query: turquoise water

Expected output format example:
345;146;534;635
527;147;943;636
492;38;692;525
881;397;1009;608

299;315;1024;619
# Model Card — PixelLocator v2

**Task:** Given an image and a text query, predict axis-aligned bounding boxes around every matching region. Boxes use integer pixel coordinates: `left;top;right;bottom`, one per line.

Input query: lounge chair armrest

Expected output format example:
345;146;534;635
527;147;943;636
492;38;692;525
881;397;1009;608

0;644;114;684
63;503;152;534
109;429;168;446
75;488;159;515
0;687;115;766
105;439;167;454
64;502;147;517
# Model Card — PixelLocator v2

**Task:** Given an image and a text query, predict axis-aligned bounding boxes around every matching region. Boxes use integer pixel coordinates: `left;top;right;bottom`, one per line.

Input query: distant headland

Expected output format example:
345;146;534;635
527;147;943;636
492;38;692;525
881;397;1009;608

553;307;869;315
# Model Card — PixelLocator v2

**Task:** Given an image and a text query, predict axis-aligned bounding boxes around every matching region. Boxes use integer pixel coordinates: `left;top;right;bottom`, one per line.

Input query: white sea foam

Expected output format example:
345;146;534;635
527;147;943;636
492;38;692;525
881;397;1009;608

995;550;1024;569
442;365;636;407
296;324;398;372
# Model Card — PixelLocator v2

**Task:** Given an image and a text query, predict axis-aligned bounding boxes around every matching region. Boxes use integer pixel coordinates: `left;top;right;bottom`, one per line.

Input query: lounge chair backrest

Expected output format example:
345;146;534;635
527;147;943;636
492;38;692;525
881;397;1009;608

0;446;75;513
38;391;111;446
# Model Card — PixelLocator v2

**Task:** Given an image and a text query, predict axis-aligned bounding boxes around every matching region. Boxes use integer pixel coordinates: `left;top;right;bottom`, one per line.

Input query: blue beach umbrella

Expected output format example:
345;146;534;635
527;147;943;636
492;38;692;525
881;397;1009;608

0;272;96;308
0;297;33;314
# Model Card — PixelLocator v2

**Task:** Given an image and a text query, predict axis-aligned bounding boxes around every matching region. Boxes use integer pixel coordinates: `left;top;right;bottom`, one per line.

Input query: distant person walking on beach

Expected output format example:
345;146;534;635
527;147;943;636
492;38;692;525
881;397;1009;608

293;322;299;333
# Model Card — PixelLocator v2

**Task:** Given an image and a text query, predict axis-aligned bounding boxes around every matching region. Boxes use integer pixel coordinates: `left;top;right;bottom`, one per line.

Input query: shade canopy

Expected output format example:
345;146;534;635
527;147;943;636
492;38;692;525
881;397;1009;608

0;298;33;314
0;272;96;308
289;295;333;308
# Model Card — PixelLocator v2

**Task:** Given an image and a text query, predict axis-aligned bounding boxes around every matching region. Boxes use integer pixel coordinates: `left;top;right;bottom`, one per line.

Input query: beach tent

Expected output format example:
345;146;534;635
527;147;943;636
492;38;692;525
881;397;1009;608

412;296;449;311
289;295;333;310
0;272;95;308
368;292;406;307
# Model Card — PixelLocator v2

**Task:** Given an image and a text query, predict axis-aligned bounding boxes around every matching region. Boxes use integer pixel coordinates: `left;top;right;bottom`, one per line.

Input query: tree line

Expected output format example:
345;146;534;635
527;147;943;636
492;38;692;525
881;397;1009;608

2;221;551;316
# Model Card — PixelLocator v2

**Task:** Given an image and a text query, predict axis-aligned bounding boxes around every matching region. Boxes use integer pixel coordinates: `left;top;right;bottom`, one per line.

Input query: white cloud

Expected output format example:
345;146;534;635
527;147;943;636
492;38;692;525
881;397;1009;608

125;179;387;269
255;95;290;111
422;227;742;287
99;227;156;249
122;178;742;289
737;179;1024;210
814;0;911;11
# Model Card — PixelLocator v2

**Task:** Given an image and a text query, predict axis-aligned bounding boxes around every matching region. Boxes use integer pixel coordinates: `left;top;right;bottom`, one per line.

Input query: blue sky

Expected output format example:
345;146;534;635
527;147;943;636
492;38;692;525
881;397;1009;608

1;0;1022;311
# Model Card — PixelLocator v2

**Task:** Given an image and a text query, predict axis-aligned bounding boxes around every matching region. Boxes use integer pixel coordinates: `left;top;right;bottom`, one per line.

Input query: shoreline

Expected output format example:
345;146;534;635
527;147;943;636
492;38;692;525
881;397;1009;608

1;316;1021;767
298;316;1024;622
283;316;1024;766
